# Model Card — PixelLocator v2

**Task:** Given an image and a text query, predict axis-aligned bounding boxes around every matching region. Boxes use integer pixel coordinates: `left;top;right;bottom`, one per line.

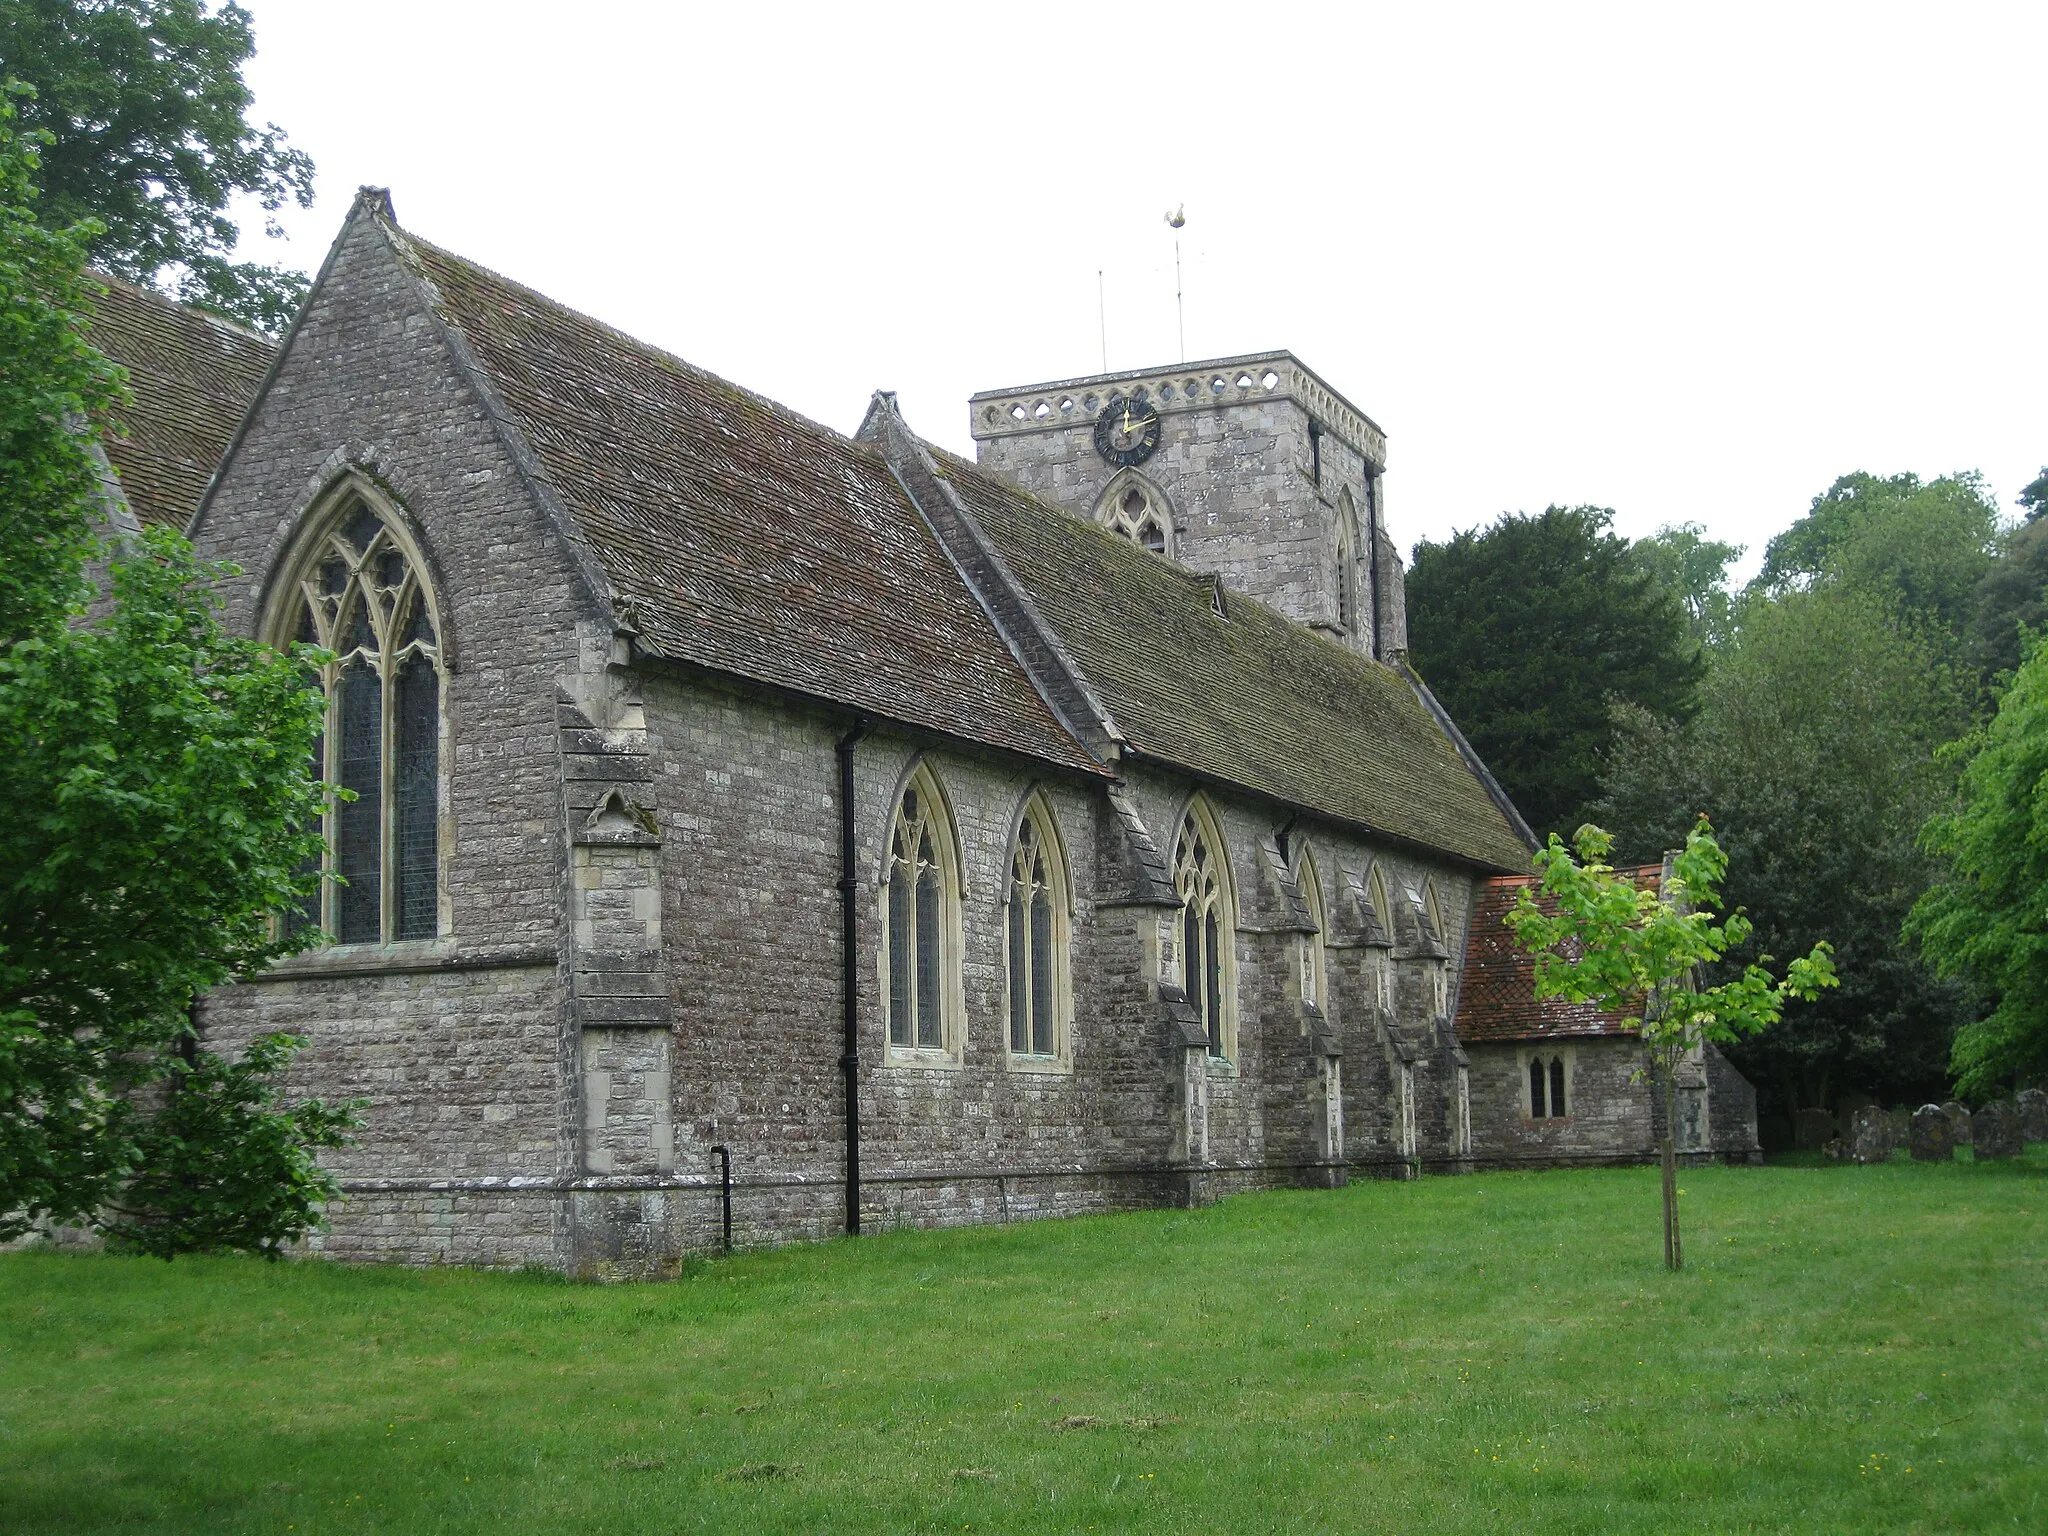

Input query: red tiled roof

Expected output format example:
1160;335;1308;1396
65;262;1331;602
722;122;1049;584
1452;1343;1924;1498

84;275;277;529
1455;867;1662;1042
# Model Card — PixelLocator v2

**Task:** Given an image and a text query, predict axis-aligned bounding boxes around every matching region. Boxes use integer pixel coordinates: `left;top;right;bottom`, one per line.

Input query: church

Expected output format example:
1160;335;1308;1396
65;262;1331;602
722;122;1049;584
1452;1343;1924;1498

87;189;1760;1275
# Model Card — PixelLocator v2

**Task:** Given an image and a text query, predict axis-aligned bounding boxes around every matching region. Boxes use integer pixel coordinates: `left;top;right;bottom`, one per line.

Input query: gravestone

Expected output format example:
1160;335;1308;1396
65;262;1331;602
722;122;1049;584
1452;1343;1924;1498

1909;1104;1954;1162
1795;1107;1834;1152
1822;1137;1848;1162
1941;1100;1973;1145
1974;1099;2025;1161
2018;1088;2048;1143
1850;1105;1893;1164
1886;1107;1911;1146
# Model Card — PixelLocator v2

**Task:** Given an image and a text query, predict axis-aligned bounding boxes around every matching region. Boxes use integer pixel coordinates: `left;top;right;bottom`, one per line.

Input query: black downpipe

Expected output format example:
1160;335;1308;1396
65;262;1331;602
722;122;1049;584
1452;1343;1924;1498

1365;471;1384;660
710;1145;733;1252
836;721;870;1236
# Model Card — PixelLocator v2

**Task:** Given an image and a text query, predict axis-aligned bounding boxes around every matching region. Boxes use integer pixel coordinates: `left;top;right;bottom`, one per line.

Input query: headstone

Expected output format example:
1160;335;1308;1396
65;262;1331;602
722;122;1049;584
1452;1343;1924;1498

1909;1104;1954;1162
1850;1105;1893;1164
2018;1088;2048;1143
1974;1099;2025;1161
1941;1100;1973;1145
1822;1137;1848;1162
1886;1106;1911;1146
1795;1106;1834;1152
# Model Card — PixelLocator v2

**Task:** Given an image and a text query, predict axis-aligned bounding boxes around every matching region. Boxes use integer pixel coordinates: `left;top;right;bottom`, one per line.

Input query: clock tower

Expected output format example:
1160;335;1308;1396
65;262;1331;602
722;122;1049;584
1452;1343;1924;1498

967;352;1407;660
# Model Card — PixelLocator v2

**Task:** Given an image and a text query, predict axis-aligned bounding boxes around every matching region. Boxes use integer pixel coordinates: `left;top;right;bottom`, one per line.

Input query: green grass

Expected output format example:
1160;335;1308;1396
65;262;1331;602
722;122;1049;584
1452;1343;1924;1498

3;1154;2045;1534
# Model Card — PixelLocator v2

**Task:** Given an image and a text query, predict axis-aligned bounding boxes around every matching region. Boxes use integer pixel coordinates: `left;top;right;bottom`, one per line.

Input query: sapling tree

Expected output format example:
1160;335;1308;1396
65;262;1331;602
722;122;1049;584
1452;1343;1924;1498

1506;820;1835;1269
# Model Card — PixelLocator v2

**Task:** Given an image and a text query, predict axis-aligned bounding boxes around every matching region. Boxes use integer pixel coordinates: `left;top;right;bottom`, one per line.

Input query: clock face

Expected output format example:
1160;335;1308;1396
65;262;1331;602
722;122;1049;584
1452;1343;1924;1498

1093;393;1162;468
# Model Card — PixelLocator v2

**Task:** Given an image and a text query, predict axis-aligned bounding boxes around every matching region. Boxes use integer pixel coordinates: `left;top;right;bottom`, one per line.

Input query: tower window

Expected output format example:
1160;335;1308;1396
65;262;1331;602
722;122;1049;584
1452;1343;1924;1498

1307;419;1323;486
1096;475;1173;557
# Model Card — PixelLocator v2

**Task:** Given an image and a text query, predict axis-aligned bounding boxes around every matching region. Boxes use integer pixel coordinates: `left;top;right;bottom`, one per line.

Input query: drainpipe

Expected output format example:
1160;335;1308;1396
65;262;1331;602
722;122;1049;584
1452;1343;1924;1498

836;720;870;1236
1366;471;1384;661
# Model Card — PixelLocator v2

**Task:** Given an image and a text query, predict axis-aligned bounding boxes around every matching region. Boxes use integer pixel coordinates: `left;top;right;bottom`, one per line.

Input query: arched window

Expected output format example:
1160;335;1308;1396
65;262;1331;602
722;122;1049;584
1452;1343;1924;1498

1423;881;1450;1017
1529;1056;1548;1118
275;493;444;944
884;766;960;1054
1006;796;1070;1060
1335;490;1358;636
1366;865;1393;1013
1550;1057;1568;1118
1096;473;1173;557
1173;800;1235;1059
1298;847;1327;1011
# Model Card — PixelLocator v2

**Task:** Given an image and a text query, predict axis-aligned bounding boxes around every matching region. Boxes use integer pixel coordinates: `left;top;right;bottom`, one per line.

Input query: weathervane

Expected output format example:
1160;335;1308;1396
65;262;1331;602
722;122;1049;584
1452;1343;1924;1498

1165;204;1186;364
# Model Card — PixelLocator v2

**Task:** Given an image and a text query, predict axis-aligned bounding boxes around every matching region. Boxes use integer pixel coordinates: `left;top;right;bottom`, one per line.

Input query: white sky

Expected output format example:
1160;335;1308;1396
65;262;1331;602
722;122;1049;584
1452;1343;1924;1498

236;1;2047;576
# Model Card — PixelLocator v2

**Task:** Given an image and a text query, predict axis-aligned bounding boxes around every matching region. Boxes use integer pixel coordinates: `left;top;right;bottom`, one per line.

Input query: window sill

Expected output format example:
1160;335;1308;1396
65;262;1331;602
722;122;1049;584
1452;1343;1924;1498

1005;1053;1073;1076
879;1047;963;1072
1205;1055;1239;1078
245;939;556;983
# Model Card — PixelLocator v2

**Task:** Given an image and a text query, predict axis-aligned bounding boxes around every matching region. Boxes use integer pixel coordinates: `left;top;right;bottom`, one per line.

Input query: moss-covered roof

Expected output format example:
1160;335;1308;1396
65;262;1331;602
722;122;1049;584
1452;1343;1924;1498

928;450;1534;870
83;275;276;530
386;225;1103;778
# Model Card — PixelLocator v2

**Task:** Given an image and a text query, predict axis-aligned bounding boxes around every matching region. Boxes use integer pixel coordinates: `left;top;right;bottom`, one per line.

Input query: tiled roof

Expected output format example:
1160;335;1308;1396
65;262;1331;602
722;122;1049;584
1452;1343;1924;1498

1455;869;1663;1042
924;451;1535;871
84;275;277;530
387;225;1104;778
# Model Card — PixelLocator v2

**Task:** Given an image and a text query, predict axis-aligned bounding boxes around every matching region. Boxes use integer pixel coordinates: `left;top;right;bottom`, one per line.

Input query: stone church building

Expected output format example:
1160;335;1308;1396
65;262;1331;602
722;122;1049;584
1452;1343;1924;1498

86;190;1760;1275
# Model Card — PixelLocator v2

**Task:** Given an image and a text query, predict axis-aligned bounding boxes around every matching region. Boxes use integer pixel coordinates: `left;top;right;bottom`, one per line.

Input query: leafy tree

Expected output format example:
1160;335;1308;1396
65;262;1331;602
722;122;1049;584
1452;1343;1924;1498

0;0;314;332
1635;521;1745;652
1965;516;2048;683
1407;505;1704;841
2018;467;2047;524
1506;820;1834;1269
1910;633;2048;1095
0;84;353;1249
1750;471;2001;644
1595;588;1975;1126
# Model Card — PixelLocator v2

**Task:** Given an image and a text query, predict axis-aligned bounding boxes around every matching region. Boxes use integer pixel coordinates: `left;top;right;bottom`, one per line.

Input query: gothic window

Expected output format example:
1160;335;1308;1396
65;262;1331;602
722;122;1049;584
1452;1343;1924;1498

1174;800;1235;1060
1529;1054;1569;1118
1424;881;1450;1016
1335;490;1358;637
1096;474;1173;557
1298;847;1327;1012
1529;1056;1547;1117
1550;1056;1568;1118
1006;796;1070;1061
277;493;444;944
1366;865;1393;1013
884;766;960;1056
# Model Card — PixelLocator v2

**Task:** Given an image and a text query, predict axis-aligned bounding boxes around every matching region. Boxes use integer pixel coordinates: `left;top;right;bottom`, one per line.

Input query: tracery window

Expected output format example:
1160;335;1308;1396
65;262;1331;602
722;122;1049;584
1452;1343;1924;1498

1298;847;1327;1011
1006;797;1070;1060
1174;801;1235;1059
280;495;443;944
884;767;960;1054
1529;1054;1569;1118
1097;475;1172;556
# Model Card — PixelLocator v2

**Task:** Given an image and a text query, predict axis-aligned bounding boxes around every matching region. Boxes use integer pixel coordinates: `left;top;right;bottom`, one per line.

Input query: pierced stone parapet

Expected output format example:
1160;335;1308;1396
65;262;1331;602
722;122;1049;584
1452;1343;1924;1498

968;350;1387;469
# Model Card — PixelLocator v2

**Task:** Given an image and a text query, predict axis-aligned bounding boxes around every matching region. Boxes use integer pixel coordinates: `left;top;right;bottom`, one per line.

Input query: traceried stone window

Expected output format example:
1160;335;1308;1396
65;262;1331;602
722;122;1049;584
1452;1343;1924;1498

884;766;961;1057
1298;847;1328;1011
278;494;444;944
1006;796;1070;1061
1174;800;1236;1060
1096;473;1173;557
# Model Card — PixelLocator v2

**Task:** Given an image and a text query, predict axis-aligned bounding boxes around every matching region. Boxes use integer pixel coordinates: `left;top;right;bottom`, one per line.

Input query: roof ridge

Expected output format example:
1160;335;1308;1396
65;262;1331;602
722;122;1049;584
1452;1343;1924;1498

87;269;282;351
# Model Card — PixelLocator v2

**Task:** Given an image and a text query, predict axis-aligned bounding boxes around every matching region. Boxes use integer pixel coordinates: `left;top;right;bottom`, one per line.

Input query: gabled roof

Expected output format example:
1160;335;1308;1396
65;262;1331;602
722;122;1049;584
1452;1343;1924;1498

1455;869;1663;1043
83;275;277;529
920;449;1535;871
379;217;1103;778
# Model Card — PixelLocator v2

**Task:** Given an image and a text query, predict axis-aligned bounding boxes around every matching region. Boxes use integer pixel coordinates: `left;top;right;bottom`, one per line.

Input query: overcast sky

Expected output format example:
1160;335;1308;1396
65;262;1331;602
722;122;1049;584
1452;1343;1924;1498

235;2;2045;575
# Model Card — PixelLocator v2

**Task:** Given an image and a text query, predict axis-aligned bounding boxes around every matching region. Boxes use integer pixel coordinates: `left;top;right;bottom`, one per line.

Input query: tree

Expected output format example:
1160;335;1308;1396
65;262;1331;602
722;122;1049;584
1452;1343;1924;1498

2018;468;2047;524
1407;505;1704;841
0;0;314;332
1595;587;1975;1128
1750;471;2001;645
1965;515;2048;683
0;83;353;1249
1635;521;1745;652
1506;821;1835;1270
1910;633;2048;1095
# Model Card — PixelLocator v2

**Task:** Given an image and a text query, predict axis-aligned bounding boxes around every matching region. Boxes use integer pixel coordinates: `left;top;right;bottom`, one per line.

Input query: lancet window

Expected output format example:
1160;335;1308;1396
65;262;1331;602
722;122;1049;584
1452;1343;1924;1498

1298;847;1327;1011
1529;1054;1569;1118
1006;798;1069;1060
885;768;959;1054
1335;491;1358;637
281;496;443;944
1174;803;1235;1059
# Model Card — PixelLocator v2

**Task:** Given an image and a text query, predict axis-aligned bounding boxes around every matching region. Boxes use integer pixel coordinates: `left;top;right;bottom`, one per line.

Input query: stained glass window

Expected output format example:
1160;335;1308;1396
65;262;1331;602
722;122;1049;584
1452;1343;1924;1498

1174;808;1233;1059
885;770;954;1052
281;496;443;943
1007;806;1066;1058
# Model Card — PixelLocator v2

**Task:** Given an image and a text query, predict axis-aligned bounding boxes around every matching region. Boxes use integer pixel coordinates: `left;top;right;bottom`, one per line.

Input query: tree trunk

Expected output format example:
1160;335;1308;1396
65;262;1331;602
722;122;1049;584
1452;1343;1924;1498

1661;1053;1682;1271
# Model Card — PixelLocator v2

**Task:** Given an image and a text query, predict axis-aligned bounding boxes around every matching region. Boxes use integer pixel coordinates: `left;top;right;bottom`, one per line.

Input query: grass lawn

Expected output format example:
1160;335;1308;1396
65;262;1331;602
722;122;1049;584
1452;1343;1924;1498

3;1154;2044;1534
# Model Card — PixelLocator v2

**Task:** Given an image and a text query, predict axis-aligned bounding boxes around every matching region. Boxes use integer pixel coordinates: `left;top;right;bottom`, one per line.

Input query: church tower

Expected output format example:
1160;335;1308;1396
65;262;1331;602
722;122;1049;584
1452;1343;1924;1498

968;352;1406;660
